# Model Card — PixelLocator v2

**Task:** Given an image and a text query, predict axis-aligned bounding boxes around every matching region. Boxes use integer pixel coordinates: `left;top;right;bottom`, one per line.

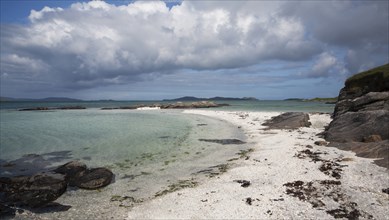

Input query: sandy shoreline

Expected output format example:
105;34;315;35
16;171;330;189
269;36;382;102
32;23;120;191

127;110;389;219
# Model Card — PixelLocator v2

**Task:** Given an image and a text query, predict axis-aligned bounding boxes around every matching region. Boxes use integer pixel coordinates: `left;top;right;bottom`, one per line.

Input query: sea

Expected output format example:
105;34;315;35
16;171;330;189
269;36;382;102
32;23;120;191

0;100;334;218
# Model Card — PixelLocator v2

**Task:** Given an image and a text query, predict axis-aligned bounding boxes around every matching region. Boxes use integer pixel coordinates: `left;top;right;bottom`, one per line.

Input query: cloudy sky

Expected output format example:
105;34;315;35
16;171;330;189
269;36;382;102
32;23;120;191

1;0;388;100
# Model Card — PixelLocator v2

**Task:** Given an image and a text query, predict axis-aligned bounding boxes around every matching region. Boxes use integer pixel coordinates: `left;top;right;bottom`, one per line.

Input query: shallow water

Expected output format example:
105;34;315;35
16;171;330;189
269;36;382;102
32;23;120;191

0;100;333;218
0;108;253;219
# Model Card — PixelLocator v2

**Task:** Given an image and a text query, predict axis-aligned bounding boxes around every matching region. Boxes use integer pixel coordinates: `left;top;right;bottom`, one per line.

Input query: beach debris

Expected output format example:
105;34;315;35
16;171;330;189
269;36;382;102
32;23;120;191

198;139;246;145
382;188;389;194
294;149;323;162
234;180;251;188
110;195;143;208
284;180;373;219
155;179;198;197
245;197;252;205
294;149;345;179
326;206;362;219
236;148;255;158
319;160;343;179
194;164;230;178
262;112;311;130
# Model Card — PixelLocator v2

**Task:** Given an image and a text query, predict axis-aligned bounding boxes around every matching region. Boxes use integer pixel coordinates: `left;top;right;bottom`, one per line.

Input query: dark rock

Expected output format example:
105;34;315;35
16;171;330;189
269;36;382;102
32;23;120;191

363;135;382;143
262;112;311;129
0;204;16;218
54;160;87;186
382;188;389;194
0;173;67;208
328;141;389;169
198;139;246;145
324;64;389;169
325;111;389;143
73;168;113;190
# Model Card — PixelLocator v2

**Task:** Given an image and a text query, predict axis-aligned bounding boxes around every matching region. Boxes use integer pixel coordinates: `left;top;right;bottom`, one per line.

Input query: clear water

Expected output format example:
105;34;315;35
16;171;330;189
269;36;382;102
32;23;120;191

0;99;335;112
0;100;333;218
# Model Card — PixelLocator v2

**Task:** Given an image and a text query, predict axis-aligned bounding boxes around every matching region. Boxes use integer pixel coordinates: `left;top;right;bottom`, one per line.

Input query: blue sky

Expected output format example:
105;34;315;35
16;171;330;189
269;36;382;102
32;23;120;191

1;0;388;100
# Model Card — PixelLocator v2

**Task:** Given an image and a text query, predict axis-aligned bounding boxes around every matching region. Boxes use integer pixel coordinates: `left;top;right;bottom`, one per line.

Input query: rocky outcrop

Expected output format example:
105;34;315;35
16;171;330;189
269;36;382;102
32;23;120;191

0;173;67;207
19;106;86;111
262;112;311;129
0;160;114;212
101;101;229;110
324;63;389;168
54;161;114;190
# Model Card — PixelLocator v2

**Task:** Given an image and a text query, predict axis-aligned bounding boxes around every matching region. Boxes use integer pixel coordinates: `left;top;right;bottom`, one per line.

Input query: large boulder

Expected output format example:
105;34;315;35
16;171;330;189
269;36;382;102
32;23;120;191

262;112;311;129
324;63;389;168
0;173;67;207
325;110;389;143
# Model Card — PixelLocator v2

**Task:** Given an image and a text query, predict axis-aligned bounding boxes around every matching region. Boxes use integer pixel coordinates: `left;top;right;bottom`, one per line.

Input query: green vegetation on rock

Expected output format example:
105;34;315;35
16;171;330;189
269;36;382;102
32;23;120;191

345;63;389;91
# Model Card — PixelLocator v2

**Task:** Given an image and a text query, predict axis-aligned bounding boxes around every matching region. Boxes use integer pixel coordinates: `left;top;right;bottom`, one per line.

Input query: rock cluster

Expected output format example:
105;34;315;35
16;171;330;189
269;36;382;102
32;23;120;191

0;161;113;214
101;101;229;110
19;106;86;111
324;63;389;168
262;112;311;129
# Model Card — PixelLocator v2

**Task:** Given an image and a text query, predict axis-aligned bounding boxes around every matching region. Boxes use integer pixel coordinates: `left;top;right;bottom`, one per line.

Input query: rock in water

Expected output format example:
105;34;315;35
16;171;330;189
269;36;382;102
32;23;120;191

0;173;67;207
73;168;114;190
262;112;311;129
324;63;389;168
54;160;87;186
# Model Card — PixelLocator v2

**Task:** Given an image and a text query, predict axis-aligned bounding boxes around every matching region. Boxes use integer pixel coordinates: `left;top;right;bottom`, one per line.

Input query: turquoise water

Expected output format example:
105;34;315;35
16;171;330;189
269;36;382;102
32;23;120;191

0;99;335;112
0;110;191;164
0;100;333;218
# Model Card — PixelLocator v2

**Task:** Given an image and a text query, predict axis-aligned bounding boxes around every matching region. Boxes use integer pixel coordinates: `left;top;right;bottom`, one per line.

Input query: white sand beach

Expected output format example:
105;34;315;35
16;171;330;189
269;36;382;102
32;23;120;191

128;110;389;219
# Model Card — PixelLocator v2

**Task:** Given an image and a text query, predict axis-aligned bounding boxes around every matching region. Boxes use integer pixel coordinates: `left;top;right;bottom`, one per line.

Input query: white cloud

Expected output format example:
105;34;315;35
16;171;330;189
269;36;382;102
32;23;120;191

1;0;321;89
302;52;347;78
0;0;387;95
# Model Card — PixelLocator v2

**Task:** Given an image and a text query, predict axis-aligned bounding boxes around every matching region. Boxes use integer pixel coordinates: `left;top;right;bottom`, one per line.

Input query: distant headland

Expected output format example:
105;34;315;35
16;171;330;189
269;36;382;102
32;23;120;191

163;96;259;101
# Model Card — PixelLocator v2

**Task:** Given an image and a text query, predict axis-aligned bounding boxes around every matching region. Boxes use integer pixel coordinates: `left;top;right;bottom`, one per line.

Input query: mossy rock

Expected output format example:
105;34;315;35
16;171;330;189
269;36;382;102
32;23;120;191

343;63;389;98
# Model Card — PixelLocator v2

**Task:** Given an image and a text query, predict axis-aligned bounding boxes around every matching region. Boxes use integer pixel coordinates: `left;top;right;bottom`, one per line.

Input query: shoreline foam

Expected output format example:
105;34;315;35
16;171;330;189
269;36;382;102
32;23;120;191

127;110;389;219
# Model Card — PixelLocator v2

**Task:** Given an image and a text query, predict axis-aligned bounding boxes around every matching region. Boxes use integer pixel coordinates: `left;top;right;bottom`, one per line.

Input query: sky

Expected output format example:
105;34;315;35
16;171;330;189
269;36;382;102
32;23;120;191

0;0;388;100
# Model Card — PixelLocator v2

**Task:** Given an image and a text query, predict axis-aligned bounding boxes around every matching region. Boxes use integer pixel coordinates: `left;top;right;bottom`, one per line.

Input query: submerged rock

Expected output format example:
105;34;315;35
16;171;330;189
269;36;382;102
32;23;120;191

0;173;67;208
262;112;311;129
53;160;114;190
73;168;114;190
54;160;87;186
198;139;246;145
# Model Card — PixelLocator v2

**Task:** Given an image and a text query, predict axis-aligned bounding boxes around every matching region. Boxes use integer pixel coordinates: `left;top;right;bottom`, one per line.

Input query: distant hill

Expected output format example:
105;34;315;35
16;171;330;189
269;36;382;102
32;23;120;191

284;97;337;103
163;96;258;101
0;97;83;102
